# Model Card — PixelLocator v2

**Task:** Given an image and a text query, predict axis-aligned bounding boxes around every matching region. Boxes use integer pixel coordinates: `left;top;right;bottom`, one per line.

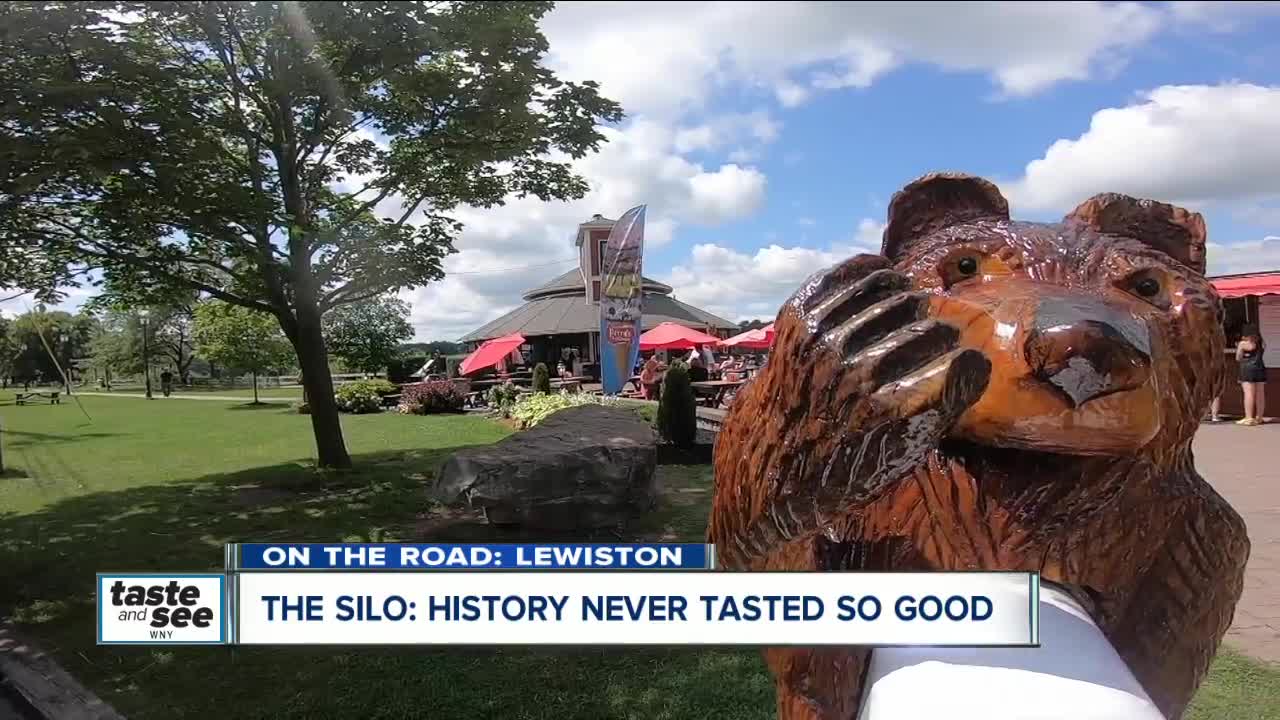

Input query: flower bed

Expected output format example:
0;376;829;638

398;380;465;414
508;391;614;428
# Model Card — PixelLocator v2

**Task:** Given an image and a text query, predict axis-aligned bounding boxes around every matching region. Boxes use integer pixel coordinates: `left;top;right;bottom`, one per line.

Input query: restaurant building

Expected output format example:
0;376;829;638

1211;271;1280;417
459;214;738;376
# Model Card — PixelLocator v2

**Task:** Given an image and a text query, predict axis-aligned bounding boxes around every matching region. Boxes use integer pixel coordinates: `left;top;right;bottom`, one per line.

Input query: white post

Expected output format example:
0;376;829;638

857;583;1166;720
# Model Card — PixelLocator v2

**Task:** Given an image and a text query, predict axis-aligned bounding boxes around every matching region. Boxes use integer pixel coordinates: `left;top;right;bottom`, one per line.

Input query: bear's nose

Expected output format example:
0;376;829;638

1023;303;1151;407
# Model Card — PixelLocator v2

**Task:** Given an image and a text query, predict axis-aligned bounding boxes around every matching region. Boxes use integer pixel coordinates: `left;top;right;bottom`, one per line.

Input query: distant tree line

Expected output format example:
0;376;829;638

1;294;420;390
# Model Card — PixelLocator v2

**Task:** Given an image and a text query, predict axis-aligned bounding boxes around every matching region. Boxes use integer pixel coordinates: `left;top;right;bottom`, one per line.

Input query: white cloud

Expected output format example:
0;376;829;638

662;218;885;323
0;286;96;319
1169;1;1280;32
673;110;781;165
674;110;780;152
542;1;1167;117
1207;237;1280;276
775;81;810;108
1006;83;1280;213
687;164;767;223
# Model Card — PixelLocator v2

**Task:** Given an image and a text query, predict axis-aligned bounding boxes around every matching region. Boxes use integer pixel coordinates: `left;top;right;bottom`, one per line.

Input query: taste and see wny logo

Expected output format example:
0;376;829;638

98;574;225;644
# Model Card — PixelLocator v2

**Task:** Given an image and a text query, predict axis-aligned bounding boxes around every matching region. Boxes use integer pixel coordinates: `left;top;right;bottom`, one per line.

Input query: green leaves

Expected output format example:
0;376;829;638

193;301;293;374
321;295;414;374
3;1;621;312
6;309;98;382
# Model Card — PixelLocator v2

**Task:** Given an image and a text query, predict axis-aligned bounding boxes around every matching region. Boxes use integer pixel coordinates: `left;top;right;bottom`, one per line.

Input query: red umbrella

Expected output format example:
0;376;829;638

459;333;526;376
720;322;775;349
638;322;721;351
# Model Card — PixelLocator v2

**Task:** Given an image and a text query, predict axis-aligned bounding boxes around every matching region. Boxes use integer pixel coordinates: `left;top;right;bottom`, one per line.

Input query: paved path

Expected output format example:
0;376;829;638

73;392;292;403
1194;421;1280;663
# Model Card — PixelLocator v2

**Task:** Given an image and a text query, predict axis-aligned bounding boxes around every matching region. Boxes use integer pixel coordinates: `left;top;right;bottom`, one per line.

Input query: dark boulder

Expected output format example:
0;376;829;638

432;405;659;531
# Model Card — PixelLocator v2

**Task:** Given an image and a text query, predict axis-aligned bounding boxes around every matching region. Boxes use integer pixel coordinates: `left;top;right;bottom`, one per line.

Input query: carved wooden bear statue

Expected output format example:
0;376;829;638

709;172;1249;720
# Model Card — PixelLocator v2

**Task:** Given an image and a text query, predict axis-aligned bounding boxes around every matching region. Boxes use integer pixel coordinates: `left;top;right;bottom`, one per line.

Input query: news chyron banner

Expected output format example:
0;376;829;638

599;205;646;395
97;543;1040;647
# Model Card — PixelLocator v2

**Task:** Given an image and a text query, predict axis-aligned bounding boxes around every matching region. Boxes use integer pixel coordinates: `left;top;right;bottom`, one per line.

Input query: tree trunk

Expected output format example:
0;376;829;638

252;370;260;404
286;301;351;469
178;351;193;385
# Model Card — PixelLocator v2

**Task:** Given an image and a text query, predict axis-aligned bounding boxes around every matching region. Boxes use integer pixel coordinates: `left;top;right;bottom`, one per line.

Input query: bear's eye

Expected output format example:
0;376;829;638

1118;270;1172;308
1134;277;1161;298
937;250;1002;289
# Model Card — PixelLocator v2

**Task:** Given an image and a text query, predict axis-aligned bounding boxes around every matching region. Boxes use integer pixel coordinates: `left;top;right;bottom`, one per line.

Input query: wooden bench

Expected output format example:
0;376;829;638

15;391;60;406
380;394;402;407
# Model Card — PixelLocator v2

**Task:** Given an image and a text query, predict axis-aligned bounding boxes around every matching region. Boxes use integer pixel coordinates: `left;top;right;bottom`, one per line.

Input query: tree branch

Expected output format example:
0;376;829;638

33;219;277;315
319;283;389;313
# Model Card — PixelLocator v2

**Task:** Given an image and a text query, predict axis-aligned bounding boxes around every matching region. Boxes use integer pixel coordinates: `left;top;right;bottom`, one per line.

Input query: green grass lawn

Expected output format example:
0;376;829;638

0;392;1276;719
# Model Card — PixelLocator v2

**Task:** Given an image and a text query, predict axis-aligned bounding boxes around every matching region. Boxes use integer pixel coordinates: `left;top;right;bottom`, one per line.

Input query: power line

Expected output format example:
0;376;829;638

445;257;576;274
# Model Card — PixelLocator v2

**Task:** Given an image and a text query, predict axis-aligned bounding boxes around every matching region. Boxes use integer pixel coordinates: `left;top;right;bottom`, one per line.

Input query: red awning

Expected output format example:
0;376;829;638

459;333;526;376
1211;273;1280;298
638;322;721;351
720;322;775;349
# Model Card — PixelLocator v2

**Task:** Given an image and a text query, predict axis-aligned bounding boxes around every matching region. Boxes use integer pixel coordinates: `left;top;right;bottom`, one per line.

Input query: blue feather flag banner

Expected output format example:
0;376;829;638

599;205;646;394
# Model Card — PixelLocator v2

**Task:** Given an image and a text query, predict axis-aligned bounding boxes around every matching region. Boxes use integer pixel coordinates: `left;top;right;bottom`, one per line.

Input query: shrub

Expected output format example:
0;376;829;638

387;356;426;383
486;381;521;415
509;391;614;428
532;362;552;394
363;378;398;395
631;403;657;426
333;379;398;414
335;384;381;414
398;380;465;414
658;362;697;447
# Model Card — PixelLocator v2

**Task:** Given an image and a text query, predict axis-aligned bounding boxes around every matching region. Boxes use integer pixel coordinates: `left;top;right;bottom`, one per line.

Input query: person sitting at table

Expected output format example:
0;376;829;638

688;355;709;383
722;356;746;382
640;355;664;400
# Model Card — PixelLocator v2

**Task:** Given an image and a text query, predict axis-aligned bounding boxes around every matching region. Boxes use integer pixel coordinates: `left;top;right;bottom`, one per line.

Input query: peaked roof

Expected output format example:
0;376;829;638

459;292;736;343
523;269;673;300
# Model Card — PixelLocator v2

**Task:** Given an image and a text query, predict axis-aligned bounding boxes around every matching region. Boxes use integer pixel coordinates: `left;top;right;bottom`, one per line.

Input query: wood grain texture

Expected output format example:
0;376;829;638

709;173;1249;720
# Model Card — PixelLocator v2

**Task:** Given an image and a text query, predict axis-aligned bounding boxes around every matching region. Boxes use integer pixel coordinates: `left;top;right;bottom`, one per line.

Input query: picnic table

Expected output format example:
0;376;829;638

472;377;529;389
15;390;61;405
690;380;746;408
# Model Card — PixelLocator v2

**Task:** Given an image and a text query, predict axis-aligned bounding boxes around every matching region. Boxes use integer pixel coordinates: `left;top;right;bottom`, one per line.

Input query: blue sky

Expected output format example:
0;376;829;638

4;2;1280;341
408;1;1280;340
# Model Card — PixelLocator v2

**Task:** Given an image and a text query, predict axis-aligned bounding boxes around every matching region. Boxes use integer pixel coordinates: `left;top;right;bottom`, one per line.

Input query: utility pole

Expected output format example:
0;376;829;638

140;310;153;400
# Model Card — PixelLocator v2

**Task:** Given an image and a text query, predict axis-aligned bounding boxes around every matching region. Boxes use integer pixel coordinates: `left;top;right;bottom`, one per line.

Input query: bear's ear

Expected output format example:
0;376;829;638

1064;194;1207;274
881;172;1010;262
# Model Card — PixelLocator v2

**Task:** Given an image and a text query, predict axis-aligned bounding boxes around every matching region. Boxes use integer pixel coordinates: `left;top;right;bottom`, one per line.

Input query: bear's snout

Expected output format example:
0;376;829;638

1023;299;1152;407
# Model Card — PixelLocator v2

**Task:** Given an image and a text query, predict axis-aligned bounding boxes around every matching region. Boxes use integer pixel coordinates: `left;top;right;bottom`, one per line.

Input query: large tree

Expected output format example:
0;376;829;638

88;289;201;383
9;310;97;387
0;2;622;467
88;310;145;378
193;301;294;404
0;316;18;387
322;295;413;375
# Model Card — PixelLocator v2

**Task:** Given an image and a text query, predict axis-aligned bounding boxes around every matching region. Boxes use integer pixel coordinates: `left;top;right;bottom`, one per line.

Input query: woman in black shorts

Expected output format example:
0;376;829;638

1236;325;1267;426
